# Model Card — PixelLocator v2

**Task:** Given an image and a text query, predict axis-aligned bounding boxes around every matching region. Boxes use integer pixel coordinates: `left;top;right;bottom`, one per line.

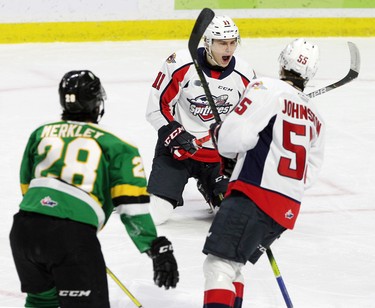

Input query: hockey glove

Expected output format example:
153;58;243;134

209;122;222;150
159;121;199;160
147;236;179;289
220;156;237;178
209;122;236;177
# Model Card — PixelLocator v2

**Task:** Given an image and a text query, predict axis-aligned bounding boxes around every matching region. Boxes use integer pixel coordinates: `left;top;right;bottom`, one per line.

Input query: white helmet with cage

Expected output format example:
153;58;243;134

279;38;319;82
203;15;240;47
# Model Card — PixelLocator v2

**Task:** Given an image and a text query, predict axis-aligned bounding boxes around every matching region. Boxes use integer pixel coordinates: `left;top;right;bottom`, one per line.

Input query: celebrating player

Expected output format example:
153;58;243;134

202;38;325;307
146;15;256;224
9;70;179;308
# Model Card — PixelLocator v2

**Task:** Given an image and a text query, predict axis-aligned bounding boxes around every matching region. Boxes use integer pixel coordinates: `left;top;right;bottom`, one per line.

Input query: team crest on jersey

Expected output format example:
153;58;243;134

250;81;267;90
188;94;231;121
285;209;294;220
40;196;58;208
166;53;176;64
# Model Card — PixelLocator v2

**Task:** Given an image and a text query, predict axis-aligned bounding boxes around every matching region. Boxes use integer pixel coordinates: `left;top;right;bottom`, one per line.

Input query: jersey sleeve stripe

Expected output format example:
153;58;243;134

111;184;149;198
113;195;150;206
159;64;190;122
20;183;29;195
115;203;150;216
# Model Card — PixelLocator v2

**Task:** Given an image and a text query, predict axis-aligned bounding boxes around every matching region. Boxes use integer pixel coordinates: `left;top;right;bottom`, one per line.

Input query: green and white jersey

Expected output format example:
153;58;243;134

19;120;157;252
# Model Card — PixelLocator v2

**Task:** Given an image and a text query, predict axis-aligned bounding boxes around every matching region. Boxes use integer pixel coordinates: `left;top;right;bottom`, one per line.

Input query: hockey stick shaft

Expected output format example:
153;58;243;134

188;8;221;213
106;267;143;308
266;249;293;308
188;8;221;123
307;41;360;98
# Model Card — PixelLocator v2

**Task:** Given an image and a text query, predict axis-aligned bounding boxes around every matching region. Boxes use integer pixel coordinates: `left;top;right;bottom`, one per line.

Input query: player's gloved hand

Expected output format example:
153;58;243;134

209;122;222;150
209;122;237;178
159;121;199;160
147;236;179;289
220;156;237;178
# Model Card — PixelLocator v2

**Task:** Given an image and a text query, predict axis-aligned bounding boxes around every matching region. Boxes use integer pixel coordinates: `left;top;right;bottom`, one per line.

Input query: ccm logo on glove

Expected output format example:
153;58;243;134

159;244;173;253
164;126;185;146
147;236;179;289
159;121;199;160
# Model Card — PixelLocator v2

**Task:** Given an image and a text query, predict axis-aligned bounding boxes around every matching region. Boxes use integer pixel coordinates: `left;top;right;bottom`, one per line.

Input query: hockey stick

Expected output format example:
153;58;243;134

106;267;143;308
267;249;293;308
307;41;360;98
189;8;220;214
188;8;221;123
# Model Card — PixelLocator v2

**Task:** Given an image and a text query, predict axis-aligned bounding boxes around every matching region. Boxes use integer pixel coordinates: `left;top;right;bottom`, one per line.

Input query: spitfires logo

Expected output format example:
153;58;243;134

40;196;58;208
188;94;231;121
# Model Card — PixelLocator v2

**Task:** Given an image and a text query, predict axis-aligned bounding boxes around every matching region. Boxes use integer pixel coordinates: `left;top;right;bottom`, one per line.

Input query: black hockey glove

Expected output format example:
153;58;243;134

209;122;221;150
147;236;179;289
209;122;237;178
159;121;199;160
220;156;237;178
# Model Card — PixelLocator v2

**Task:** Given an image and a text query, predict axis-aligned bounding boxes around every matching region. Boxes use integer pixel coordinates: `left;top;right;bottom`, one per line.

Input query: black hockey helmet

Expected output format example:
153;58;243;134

59;70;106;122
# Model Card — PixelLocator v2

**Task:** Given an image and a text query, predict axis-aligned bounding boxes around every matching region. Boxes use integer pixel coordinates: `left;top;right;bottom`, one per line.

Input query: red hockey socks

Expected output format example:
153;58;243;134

203;288;235;308
233;282;244;308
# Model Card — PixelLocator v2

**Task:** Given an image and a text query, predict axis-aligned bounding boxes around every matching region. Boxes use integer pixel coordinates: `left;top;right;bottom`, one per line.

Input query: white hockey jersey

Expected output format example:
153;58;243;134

146;47;256;163
218;78;325;229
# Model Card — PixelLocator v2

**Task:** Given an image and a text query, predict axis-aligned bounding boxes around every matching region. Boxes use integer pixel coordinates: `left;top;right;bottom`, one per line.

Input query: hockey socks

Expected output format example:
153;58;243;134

203;289;235;308
203;254;245;308
203;281;244;308
233;282;244;308
25;287;59;308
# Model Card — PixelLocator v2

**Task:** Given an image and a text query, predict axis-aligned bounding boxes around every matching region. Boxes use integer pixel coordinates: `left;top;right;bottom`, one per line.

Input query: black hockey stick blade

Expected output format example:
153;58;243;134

188;8;215;60
188;8;222;123
307;41;360;98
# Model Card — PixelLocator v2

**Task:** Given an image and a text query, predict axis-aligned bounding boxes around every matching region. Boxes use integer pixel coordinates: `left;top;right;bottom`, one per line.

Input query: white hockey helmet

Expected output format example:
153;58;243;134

203;15;240;47
279;38;319;82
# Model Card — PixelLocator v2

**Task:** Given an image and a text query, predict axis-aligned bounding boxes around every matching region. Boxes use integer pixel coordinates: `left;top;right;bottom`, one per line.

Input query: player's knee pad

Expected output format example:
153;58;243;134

203;254;242;291
149;195;174;225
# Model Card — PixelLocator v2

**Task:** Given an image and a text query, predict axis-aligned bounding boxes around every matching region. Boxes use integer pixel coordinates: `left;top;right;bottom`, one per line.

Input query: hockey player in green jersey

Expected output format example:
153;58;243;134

9;70;179;308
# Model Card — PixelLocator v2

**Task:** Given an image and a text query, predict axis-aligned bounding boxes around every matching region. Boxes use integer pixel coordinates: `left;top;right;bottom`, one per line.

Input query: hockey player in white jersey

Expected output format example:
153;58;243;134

202;38;325;307
146;15;256;224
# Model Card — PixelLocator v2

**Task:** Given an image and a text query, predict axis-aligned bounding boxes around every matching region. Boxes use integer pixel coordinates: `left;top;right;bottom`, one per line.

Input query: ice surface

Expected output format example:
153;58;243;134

0;37;374;307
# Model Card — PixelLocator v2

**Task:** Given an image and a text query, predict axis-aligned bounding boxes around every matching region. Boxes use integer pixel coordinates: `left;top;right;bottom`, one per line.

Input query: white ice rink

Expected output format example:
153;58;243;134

0;37;374;308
